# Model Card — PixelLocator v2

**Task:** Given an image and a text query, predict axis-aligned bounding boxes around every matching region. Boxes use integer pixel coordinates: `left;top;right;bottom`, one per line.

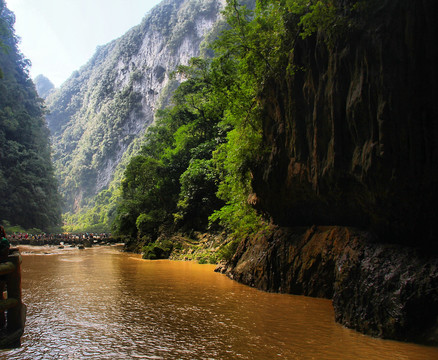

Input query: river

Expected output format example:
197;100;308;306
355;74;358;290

1;246;437;359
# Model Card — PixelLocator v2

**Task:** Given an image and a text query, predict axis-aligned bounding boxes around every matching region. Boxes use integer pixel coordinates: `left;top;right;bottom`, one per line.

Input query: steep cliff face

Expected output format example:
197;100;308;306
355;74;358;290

252;0;438;249
34;74;55;99
46;0;224;212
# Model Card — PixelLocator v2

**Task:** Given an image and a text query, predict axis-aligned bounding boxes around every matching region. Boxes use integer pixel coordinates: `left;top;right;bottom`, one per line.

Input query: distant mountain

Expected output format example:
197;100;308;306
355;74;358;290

45;0;224;221
0;1;61;231
34;74;55;99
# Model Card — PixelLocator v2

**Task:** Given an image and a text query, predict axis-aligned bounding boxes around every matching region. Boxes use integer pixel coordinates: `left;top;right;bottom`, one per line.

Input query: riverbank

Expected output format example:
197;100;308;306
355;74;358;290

116;226;438;345
16;243;125;256
7;233;113;247
216;225;438;345
123;231;232;264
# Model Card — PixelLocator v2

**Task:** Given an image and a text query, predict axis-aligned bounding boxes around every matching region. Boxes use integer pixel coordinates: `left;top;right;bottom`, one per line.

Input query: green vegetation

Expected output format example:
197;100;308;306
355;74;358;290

0;1;62;232
113;0;361;261
1;219;38;235
113;56;229;240
0;0;355;243
113;0;270;250
142;240;173;260
44;0;223;234
216;238;241;262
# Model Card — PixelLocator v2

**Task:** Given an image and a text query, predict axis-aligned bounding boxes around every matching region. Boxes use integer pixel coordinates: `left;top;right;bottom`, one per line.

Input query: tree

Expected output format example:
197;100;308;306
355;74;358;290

0;1;62;231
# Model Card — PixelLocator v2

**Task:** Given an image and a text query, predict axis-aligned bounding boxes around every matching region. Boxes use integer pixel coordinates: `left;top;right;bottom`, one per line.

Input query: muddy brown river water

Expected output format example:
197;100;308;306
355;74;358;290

1;246;437;359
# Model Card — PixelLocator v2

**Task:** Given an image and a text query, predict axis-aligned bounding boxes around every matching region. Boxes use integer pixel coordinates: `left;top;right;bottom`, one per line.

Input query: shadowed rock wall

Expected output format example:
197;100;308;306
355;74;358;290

252;0;438;249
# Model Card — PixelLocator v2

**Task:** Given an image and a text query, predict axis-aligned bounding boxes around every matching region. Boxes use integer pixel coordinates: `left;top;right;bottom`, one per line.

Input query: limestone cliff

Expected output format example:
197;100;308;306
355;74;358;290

46;0;224;213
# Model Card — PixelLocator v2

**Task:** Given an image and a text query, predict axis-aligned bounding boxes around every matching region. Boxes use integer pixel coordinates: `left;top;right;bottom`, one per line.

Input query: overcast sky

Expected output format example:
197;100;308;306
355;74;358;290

6;0;163;87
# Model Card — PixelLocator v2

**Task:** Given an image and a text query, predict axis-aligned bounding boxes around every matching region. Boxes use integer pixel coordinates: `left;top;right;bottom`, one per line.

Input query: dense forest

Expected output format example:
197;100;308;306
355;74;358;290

0;0;61;232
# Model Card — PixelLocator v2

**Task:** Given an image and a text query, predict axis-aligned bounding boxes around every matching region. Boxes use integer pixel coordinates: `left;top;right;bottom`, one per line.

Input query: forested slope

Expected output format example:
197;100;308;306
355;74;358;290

45;0;224;232
0;1;61;232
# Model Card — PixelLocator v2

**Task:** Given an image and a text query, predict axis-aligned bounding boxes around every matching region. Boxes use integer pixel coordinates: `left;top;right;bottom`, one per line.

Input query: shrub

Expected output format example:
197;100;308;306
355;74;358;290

217;238;241;262
198;256;208;264
142;240;174;260
208;254;218;264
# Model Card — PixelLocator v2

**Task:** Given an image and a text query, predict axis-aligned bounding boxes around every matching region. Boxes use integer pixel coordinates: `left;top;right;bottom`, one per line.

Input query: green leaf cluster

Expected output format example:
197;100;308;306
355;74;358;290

216;238;241;262
62;185;120;233
142;239;174;260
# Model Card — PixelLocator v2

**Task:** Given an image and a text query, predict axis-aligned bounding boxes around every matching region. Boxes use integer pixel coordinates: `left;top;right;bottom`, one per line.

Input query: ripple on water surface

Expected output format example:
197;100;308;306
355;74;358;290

1;247;438;359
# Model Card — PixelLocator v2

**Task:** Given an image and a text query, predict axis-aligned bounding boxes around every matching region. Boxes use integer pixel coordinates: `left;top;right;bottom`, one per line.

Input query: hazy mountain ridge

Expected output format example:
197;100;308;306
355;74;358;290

34;74;55;99
46;0;224;214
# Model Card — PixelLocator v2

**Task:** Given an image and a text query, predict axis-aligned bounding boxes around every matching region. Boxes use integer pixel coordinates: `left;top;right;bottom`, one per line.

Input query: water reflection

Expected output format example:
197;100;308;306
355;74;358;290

1;246;437;359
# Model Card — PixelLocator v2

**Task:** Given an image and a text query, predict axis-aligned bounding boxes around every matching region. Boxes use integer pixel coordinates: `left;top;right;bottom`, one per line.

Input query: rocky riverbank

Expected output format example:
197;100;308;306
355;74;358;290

217;225;438;345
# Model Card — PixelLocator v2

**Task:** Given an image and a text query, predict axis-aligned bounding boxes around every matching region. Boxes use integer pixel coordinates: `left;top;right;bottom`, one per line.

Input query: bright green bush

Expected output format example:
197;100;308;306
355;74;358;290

142;240;174;260
217;238;241;262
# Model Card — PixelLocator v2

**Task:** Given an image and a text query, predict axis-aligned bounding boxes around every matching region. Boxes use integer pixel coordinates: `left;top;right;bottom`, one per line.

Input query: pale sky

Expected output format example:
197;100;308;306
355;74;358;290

6;0;163;87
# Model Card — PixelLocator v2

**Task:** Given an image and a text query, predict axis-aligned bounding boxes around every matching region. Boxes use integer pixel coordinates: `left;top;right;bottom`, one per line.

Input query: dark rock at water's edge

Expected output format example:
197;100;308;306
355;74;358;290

252;0;438;251
334;232;438;345
217;226;438;345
